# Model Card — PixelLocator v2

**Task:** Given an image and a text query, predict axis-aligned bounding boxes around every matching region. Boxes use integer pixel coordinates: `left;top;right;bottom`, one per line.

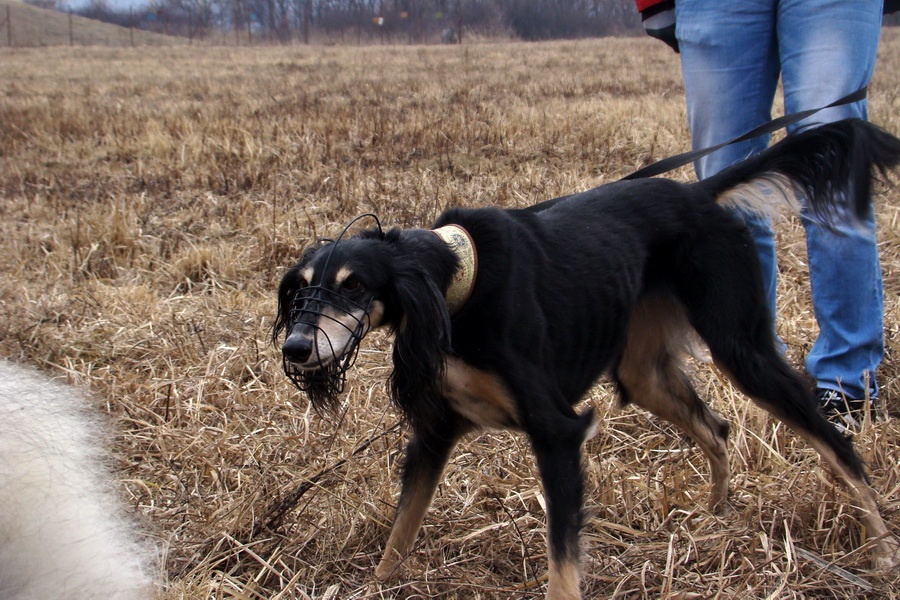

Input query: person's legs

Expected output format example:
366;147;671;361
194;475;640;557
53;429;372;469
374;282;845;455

778;0;883;405
676;0;781;314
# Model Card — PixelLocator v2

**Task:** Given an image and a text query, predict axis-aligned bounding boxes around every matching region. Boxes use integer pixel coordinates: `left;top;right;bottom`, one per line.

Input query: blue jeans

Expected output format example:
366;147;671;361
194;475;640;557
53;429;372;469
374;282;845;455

675;0;884;399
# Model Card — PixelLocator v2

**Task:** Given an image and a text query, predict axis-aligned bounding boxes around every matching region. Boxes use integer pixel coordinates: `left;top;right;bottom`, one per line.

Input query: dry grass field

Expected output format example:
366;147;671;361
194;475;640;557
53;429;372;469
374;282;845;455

2;31;900;599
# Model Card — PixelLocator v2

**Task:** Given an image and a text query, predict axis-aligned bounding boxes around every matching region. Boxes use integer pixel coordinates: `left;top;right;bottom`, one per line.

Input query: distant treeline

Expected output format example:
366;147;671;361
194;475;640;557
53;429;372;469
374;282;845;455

43;0;643;43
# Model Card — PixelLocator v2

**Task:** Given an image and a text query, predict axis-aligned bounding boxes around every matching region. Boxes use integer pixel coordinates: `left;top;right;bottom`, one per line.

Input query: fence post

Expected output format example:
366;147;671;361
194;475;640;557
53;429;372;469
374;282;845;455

303;0;310;45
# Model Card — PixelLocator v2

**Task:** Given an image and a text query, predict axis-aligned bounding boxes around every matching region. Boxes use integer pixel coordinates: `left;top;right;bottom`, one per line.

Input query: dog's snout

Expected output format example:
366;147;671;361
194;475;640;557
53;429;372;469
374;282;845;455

282;333;313;363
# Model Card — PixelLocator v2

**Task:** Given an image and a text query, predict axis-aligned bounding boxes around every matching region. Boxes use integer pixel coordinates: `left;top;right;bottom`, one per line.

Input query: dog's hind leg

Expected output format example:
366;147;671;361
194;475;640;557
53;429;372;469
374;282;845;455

375;417;471;581
674;230;899;568
616;295;732;512
710;343;899;569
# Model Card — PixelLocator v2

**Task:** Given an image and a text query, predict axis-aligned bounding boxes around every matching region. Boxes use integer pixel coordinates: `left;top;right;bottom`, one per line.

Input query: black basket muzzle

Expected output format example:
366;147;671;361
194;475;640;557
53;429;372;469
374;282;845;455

281;285;374;399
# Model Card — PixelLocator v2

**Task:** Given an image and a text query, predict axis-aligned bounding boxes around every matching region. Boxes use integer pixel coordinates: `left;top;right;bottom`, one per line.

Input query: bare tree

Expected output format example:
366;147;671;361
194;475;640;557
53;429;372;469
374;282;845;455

57;0;641;42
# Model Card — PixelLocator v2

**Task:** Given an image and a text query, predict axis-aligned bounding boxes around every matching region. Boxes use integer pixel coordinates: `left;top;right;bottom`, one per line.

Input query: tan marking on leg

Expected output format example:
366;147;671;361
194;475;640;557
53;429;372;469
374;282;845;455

801;435;900;570
442;356;519;429
713;348;899;566
546;557;581;600
375;472;439;581
375;421;471;581
712;348;899;564
618;296;732;512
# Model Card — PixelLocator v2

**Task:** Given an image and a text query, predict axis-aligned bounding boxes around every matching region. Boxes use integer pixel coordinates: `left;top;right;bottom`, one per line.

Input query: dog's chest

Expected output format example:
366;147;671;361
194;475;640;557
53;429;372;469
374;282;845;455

441;357;520;429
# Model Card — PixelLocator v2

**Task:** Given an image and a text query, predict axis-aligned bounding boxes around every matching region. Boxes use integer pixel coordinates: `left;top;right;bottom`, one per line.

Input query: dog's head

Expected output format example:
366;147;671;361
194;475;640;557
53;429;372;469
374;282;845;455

273;232;391;411
274;226;458;426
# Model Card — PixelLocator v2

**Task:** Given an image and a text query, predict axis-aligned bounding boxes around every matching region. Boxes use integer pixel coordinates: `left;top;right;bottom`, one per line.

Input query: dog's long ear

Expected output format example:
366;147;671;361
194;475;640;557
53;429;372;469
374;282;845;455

272;243;324;345
388;260;452;432
273;265;300;345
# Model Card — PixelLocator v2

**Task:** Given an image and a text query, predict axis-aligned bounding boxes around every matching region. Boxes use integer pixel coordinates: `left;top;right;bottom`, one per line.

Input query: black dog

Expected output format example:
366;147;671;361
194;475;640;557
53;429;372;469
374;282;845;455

274;119;900;599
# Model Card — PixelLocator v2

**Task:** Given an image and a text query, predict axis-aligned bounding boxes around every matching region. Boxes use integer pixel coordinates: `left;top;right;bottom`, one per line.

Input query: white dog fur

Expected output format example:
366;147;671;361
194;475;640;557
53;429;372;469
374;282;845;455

0;360;155;600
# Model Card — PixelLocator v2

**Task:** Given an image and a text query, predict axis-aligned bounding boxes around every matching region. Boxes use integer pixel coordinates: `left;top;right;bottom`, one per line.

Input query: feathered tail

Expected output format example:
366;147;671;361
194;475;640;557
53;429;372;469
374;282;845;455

701;118;900;228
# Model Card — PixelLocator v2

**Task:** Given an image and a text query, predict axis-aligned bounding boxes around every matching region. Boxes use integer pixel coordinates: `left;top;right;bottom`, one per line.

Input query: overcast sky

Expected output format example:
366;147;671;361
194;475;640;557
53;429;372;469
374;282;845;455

61;0;152;12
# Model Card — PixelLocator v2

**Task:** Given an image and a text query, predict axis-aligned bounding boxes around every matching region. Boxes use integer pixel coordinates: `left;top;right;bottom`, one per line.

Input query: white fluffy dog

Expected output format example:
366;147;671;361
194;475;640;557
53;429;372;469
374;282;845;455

0;361;156;600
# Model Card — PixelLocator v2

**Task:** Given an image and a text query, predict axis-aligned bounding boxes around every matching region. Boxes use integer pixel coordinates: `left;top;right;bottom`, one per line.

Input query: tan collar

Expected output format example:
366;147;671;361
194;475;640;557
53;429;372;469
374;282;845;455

432;225;477;315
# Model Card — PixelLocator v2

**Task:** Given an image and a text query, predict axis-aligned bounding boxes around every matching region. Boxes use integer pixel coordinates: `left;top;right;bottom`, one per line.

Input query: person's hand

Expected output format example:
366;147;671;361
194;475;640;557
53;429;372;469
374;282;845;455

640;1;678;53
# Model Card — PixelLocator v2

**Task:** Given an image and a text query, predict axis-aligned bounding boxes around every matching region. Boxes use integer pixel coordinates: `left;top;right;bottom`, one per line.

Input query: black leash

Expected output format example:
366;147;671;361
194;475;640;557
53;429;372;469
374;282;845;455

523;86;869;213
620;86;868;180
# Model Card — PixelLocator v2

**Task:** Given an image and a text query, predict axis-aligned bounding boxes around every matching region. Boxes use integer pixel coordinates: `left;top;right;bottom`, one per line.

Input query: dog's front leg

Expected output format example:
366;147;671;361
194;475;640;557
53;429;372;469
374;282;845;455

375;420;470;581
531;431;589;600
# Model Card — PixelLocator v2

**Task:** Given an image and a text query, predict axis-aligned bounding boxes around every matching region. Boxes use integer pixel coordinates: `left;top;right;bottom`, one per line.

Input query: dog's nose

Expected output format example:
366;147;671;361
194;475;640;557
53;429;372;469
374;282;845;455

282;334;313;363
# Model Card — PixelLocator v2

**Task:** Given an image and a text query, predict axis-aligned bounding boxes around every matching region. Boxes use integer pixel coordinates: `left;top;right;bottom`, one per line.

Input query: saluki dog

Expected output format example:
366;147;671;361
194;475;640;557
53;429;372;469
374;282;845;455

274;119;900;599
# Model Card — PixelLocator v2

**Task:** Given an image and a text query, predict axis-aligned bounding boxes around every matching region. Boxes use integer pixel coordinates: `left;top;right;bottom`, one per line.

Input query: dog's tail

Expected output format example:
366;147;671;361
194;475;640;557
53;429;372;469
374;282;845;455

700;119;900;228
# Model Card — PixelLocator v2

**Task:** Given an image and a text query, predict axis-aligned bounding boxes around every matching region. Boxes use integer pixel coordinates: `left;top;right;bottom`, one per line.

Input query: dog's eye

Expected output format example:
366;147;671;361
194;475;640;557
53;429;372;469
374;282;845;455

342;277;363;292
297;276;308;289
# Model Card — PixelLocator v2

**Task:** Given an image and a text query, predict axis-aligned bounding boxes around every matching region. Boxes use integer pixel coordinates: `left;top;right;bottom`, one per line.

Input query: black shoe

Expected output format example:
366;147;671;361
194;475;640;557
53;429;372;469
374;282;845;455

817;388;878;432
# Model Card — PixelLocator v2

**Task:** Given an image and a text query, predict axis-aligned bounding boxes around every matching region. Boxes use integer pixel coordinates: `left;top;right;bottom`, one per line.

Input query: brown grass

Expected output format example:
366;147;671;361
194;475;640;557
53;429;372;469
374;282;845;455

0;0;187;47
1;32;900;599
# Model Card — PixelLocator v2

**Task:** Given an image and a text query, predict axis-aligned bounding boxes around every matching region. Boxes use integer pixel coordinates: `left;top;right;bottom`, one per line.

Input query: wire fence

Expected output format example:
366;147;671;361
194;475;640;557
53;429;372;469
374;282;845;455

0;5;467;48
0;1;646;48
6;2;893;49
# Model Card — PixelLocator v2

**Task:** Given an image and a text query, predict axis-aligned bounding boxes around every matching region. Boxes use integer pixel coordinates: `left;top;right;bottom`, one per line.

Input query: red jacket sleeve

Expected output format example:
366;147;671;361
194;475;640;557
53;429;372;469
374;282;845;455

636;0;670;12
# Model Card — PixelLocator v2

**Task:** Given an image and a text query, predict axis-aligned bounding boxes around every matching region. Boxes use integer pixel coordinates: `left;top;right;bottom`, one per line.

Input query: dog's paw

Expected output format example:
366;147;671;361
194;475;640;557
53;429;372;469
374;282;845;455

707;491;733;516
872;538;900;572
374;555;404;582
